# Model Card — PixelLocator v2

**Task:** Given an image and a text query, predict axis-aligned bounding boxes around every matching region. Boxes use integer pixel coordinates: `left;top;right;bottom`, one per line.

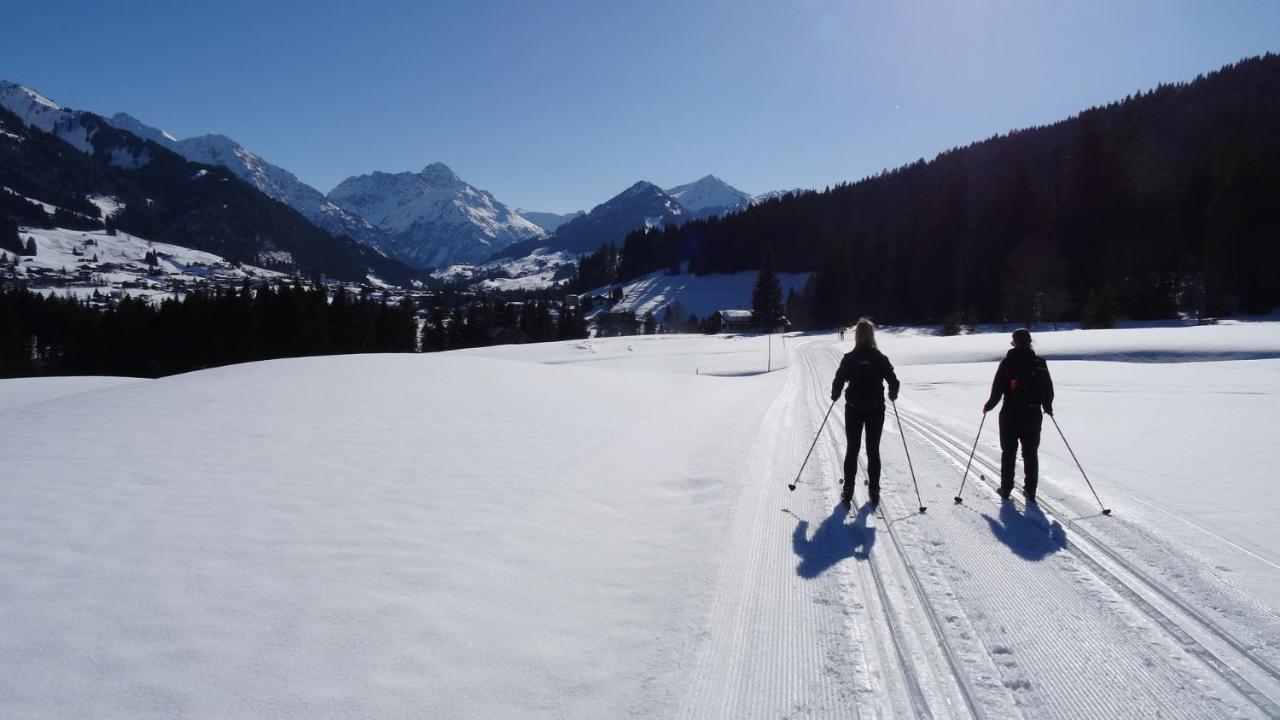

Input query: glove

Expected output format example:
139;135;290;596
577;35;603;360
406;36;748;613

831;392;841;402
889;390;899;402
1043;405;1054;417
983;400;996;414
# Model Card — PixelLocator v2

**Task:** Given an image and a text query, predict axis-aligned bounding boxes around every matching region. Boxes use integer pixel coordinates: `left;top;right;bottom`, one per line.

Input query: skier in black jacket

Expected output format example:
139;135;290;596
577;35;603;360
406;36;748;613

983;328;1055;503
831;319;900;506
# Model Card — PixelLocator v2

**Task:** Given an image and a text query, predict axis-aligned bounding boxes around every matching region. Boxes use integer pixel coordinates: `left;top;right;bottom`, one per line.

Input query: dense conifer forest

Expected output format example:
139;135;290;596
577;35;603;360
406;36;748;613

0;284;590;379
0;284;418;378
594;54;1280;326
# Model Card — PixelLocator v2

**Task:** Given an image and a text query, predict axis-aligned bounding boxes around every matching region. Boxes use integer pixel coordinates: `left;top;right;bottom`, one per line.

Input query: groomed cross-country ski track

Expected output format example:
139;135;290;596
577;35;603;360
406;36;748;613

678;337;1280;719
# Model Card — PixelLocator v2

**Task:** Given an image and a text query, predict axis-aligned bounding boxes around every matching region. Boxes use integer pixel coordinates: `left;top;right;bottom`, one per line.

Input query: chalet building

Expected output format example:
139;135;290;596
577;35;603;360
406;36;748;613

709;309;754;333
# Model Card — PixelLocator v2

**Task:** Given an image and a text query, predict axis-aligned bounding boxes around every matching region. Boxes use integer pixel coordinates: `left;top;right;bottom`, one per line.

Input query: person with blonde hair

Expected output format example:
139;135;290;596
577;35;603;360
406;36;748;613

830;318;900;506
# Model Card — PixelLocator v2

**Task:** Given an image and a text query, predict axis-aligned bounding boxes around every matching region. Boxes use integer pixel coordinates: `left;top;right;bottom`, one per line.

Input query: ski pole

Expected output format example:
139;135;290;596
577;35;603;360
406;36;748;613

891;400;927;513
788;397;838;492
953;412;987;504
1049;414;1112;516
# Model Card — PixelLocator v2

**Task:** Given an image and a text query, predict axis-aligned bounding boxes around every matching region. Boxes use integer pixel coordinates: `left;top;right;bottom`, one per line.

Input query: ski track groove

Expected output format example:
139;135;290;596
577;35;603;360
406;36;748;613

879;393;1276;719
679;347;863;719
680;338;1276;720
895;409;1280;716
814;342;1268;719
801;348;982;720
906;409;1280;676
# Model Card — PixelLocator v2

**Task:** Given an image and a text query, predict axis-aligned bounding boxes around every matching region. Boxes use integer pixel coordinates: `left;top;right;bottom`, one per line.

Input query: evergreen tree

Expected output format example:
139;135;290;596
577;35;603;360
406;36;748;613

642;312;657;335
751;247;785;331
1081;287;1117;329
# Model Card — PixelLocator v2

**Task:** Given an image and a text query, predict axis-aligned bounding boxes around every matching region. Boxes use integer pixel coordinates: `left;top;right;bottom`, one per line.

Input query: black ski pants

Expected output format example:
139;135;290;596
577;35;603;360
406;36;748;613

998;406;1043;498
844;404;885;496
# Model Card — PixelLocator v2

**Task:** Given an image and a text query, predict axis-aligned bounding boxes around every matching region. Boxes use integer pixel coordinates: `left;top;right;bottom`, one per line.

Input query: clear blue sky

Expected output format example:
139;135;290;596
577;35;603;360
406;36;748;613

3;1;1278;213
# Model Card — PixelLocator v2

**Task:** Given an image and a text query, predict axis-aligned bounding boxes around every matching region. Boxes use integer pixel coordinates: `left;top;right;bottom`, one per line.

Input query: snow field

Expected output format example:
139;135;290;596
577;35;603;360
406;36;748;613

0;352;781;719
2;320;1279;718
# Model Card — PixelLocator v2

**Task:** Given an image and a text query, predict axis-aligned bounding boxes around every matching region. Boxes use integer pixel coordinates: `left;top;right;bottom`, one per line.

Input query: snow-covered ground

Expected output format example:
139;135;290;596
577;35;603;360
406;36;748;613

8;225;285;302
0;375;145;411
2;320;1279;718
590;267;811;319
431;247;576;291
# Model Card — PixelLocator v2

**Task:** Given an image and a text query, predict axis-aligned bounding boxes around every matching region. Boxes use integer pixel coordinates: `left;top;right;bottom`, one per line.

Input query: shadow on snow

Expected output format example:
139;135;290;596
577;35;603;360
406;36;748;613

790;502;877;579
983;501;1067;561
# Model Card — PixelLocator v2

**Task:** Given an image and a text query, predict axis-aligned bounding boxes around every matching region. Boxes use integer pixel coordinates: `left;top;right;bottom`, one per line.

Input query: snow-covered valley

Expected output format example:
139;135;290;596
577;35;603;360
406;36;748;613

2;321;1279;718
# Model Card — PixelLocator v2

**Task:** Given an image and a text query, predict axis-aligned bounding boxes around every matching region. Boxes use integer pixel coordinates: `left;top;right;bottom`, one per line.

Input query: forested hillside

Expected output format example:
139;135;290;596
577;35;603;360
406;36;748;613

597;54;1280;325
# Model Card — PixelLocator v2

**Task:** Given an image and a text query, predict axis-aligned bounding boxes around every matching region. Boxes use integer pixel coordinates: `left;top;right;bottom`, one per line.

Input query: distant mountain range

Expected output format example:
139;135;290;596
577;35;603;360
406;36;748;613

496;176;795;264
328;163;546;267
2;78;797;275
106;117;387;249
515;209;583;234
0;82;415;283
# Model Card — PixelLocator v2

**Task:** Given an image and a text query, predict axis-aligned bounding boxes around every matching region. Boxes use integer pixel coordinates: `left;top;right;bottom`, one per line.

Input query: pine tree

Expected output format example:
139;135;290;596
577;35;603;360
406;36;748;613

751;247;785;331
24;237;37;256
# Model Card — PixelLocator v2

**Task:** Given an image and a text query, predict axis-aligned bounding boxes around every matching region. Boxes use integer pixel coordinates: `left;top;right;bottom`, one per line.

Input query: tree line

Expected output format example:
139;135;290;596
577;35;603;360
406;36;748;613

594;54;1280;327
0;282;592;379
0;283;416;378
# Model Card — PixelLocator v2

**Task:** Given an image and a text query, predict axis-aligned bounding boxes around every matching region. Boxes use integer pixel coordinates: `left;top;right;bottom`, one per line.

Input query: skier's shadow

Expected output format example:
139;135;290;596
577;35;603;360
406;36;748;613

790;502;877;579
983;501;1067;561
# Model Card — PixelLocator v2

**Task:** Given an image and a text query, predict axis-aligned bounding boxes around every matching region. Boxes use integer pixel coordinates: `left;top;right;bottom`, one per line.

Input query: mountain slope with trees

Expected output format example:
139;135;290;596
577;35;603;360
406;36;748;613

0;105;417;283
606;54;1280;325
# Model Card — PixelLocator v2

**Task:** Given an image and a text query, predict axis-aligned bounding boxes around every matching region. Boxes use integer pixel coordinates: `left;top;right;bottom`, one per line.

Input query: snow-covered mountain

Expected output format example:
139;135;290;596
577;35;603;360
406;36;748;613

505;180;686;258
328;163;545;268
0;81;150;167
516;209;584;234
107;112;178;146
100;115;386;247
665;174;752;219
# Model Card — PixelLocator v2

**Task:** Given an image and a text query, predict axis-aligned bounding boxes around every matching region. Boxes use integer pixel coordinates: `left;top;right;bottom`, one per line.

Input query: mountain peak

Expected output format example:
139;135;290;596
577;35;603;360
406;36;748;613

665;174;751;217
420;162;460;183
0;80;60;111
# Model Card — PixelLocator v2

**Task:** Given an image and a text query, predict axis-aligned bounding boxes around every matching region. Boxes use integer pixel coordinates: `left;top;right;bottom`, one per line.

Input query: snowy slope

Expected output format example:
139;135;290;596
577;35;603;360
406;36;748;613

329;163;546;268
101;112;387;248
590;267;810;319
0;376;146;411
432;247;576;291
4;321;1280;718
172;134;386;246
13;225;285;301
0;81;148;165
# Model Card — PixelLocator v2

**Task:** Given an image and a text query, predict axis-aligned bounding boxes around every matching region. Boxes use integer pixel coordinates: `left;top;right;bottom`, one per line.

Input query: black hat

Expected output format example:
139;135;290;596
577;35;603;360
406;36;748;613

1011;328;1032;347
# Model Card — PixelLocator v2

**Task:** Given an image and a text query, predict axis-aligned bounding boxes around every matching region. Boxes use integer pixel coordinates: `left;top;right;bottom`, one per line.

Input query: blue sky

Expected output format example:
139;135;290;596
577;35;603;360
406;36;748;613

3;1;1278;213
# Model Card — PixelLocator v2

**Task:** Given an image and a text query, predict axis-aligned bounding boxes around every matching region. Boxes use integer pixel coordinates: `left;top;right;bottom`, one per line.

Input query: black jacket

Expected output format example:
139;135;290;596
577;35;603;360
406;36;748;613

831;346;900;409
984;346;1055;414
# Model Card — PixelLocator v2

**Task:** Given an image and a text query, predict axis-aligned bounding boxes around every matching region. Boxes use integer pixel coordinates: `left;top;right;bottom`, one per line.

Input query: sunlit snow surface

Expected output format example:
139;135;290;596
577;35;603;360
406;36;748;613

2;321;1279;718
